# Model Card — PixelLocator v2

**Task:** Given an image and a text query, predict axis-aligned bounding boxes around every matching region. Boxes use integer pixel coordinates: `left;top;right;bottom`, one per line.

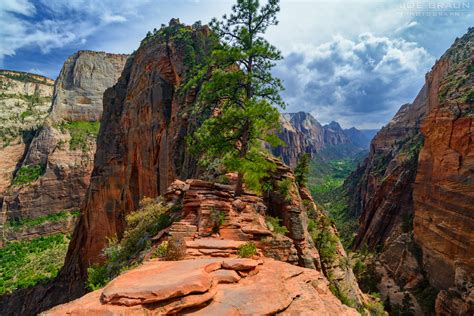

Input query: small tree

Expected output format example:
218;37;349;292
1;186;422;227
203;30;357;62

294;153;310;186
190;0;284;196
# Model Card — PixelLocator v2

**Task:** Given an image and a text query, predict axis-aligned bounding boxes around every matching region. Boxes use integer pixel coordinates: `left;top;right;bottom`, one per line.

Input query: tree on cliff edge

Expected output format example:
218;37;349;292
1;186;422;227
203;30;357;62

190;0;284;196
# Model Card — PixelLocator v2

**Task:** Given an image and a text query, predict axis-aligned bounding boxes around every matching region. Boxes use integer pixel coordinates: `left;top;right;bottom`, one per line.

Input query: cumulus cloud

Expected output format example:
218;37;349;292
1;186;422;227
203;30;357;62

276;33;435;128
0;0;150;66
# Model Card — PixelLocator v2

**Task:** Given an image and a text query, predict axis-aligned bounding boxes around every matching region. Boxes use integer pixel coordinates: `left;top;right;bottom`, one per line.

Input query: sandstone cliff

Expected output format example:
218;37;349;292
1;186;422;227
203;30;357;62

0;70;54;194
346;27;474;314
0;52;127;243
272;112;365;166
413;28;474;315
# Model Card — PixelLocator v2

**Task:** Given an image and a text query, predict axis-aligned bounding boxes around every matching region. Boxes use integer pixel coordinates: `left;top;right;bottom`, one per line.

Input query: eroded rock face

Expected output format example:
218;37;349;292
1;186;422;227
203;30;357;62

0;51;127;242
347;27;474;314
272;112;362;166
0;70;54;193
45;258;358;316
413;29;474;314
61;21;215;291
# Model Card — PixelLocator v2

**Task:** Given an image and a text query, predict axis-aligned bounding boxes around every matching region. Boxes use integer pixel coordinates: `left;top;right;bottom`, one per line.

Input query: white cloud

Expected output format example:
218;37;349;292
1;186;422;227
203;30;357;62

1;0;35;15
102;13;127;24
276;33;435;128
0;0;151;63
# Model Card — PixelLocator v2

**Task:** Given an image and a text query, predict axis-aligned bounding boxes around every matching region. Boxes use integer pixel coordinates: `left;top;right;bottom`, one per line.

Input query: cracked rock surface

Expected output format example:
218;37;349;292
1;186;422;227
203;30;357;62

46;258;358;315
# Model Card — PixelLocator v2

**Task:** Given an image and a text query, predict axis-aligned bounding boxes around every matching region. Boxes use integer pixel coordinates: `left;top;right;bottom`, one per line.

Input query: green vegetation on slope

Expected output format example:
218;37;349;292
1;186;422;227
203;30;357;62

0;234;70;294
0;71;53;85
7;210;80;230
57;121;100;151
12;164;44;185
308;156;364;249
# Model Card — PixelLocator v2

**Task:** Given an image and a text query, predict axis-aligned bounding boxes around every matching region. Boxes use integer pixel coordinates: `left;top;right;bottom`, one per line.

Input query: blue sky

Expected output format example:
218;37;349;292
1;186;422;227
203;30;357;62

0;0;472;128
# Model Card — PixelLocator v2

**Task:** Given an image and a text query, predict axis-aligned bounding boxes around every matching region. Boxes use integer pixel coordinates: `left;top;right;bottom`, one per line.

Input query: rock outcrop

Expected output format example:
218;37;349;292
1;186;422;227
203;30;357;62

0;52;127;243
46;258;358;315
45;173;361;315
346;27;474;314
0;70;54;193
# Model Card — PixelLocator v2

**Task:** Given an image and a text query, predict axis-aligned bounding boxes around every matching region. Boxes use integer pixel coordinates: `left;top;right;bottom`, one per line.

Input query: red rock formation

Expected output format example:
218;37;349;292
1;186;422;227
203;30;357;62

347;27;474;314
46;258;358;315
58;20;214;297
413;29;474;314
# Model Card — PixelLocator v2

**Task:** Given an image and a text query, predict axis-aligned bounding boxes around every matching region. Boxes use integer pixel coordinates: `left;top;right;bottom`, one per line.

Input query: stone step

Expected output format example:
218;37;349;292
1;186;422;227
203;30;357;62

186;238;246;250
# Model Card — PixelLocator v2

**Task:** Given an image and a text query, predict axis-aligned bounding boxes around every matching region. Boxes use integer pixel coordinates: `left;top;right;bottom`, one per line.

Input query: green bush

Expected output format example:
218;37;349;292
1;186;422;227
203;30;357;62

86;198;174;289
0;234;69;294
311;217;338;266
465;90;474;104
265;216;289;235
237;242;257;258
365;301;386;316
210;208;226;233
12;164;44;185
58;121;100;151
152;241;169;258
86;264;108;291
277;178;292;200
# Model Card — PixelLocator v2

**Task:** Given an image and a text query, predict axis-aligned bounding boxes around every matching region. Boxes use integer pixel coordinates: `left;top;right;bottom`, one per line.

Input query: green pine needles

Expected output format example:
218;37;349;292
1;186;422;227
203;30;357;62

189;0;285;195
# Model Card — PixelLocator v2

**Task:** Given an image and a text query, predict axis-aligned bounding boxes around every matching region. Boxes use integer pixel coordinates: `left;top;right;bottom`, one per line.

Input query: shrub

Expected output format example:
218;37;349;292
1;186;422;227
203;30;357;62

339;256;352;270
465;90;474;104
152;241;169;258
0;234;69;294
265;216;289;235
329;284;355;308
311;217;338;267
237;242;257;258
365;301;386;316
277;178;292;201
12;164;44;185
294;153;310;186
209;208;226;233
86;198;174;289
165;236;187;261
86;264;108;291
307;218;316;232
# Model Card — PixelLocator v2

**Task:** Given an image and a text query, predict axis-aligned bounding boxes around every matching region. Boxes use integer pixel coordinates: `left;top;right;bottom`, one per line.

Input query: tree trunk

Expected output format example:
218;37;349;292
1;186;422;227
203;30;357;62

235;120;250;196
235;171;244;196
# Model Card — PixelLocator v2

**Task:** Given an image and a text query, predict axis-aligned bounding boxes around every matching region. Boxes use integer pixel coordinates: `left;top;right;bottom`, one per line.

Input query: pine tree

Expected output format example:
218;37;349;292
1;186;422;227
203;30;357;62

190;0;284;195
294;153;310;186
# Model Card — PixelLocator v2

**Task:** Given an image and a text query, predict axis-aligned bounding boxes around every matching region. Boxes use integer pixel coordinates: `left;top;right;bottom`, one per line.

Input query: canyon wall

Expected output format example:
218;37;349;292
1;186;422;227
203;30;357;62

413;29;474;314
347;27;474;314
273;112;364;166
0;52;127;243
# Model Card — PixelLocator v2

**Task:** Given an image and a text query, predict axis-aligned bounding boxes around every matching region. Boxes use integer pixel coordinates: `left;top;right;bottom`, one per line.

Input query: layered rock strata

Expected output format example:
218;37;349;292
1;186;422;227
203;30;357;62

273;112;366;166
347;27;474;314
46;258;358;315
0;70;54;193
413;29;474;314
0;51;127;242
